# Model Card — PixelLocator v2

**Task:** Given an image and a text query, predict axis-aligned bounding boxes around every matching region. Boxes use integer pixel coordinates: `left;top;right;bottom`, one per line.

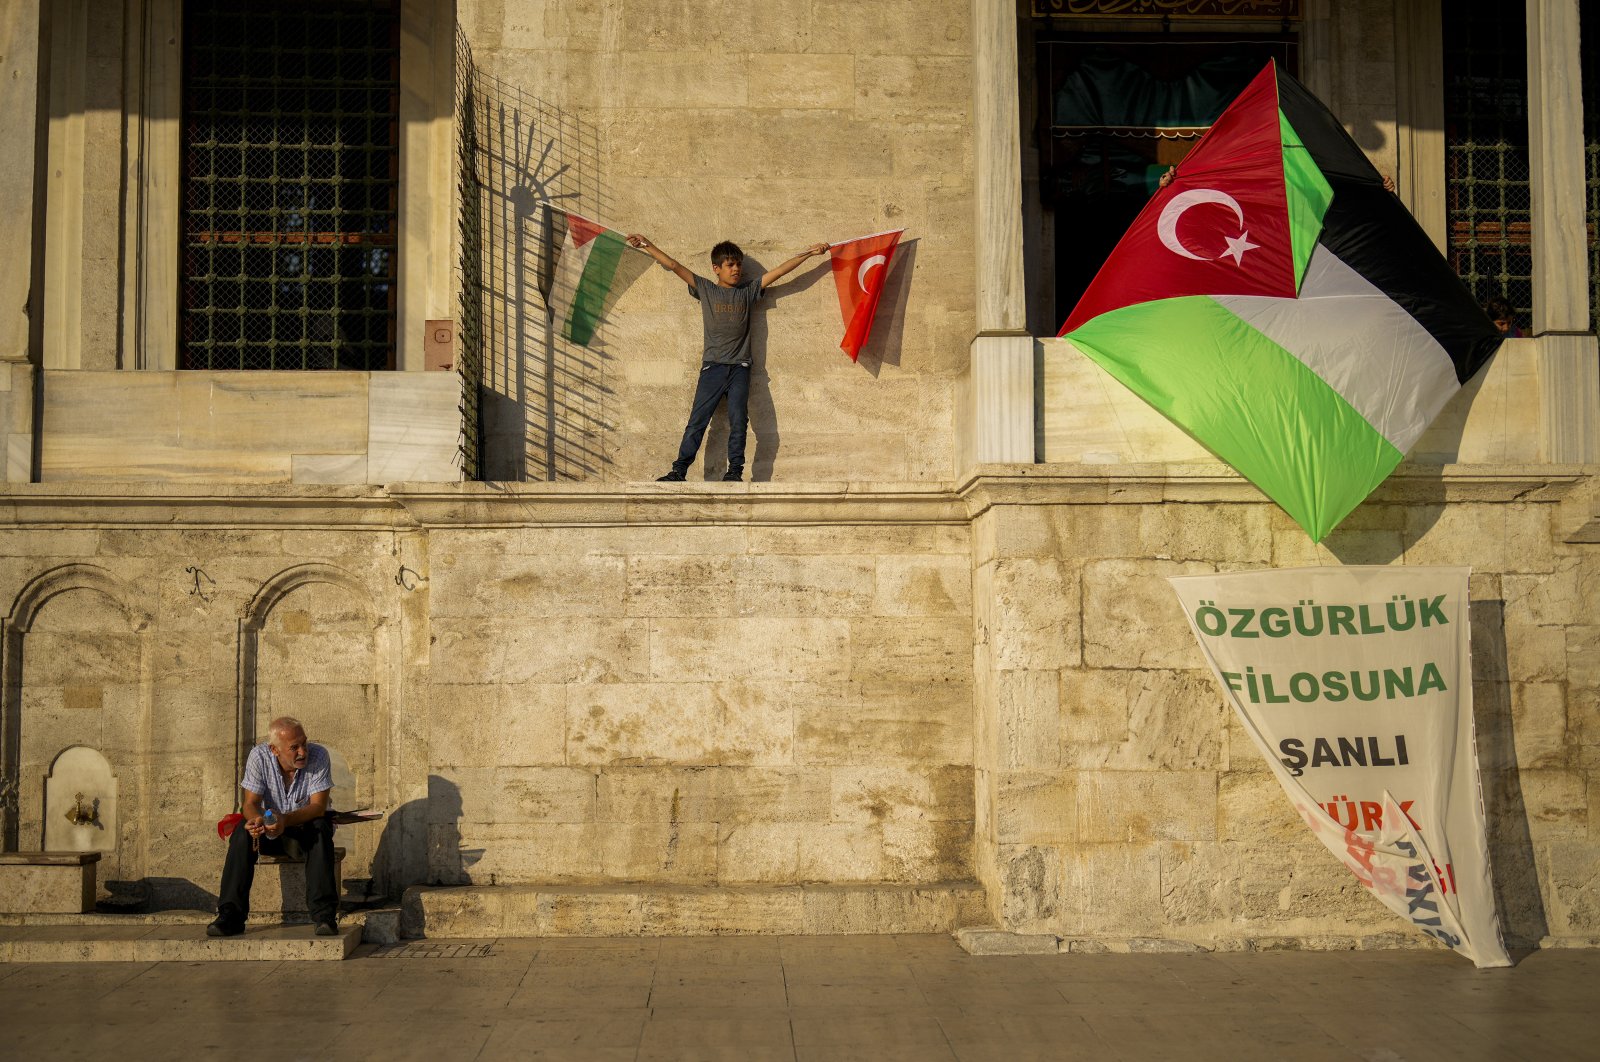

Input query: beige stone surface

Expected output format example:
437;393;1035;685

0;861;97;914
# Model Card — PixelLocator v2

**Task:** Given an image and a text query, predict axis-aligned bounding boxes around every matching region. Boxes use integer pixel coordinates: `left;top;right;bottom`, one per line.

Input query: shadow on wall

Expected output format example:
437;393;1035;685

457;32;617;482
1470;599;1549;954
371;774;473;899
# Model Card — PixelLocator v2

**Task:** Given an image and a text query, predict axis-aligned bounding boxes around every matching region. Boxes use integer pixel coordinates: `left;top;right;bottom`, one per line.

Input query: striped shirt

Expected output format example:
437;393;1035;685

240;742;332;816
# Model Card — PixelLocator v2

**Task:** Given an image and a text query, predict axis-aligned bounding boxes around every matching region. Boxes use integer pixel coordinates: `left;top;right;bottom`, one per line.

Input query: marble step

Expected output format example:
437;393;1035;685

405;881;987;938
0;922;362;962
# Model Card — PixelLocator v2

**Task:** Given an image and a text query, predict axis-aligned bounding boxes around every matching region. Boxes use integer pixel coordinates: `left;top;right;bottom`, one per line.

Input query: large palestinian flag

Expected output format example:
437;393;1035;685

547;211;650;347
1059;62;1502;542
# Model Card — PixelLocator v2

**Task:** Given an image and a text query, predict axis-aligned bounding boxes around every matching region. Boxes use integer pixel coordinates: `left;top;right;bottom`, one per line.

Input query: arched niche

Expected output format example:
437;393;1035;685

44;745;118;853
238;563;389;890
1;565;150;872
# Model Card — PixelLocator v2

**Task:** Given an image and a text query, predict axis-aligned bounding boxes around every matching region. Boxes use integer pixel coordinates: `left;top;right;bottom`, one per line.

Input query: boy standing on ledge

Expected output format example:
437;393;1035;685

626;234;829;482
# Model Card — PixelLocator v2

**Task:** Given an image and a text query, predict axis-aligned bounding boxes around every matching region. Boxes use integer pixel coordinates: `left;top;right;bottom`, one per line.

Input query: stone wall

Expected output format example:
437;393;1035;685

0;486;975;914
456;0;974;483
968;468;1600;948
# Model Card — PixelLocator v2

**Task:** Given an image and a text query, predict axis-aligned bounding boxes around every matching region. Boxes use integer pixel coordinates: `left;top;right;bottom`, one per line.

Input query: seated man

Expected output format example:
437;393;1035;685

208;715;339;937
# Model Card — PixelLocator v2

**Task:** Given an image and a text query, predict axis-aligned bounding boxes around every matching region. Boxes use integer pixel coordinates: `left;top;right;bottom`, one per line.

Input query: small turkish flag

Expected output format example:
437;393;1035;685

829;229;904;361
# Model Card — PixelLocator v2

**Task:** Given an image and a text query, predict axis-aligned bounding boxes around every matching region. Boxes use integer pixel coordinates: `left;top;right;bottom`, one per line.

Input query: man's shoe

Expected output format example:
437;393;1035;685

206;918;244;938
722;469;742;482
314;918;338;937
656;470;686;482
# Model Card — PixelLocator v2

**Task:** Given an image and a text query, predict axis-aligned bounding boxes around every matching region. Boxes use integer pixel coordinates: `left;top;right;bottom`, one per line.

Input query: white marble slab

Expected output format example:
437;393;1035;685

367;372;463;484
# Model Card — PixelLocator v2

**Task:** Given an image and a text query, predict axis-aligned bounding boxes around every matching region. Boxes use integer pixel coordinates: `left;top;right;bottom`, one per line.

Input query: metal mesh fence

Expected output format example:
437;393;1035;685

180;0;400;371
455;28;483;478
1443;3;1532;333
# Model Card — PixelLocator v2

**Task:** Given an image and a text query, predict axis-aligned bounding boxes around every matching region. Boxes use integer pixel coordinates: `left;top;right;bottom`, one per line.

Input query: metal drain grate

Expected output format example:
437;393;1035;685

372;942;496;958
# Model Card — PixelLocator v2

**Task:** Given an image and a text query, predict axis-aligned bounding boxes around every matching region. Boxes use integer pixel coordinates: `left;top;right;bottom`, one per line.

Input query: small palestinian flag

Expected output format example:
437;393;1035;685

547;211;649;346
1058;61;1502;542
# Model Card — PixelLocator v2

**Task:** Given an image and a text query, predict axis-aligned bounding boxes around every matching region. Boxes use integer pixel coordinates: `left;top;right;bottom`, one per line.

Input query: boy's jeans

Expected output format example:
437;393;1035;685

672;362;750;476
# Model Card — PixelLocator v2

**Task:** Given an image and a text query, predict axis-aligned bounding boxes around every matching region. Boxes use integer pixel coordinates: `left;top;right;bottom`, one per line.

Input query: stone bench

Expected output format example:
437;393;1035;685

249;847;345;916
0;852;100;914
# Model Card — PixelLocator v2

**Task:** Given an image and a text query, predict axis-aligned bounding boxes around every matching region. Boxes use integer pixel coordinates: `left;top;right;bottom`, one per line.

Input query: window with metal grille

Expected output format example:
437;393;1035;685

180;0;399;370
1582;10;1600;333
1443;3;1531;335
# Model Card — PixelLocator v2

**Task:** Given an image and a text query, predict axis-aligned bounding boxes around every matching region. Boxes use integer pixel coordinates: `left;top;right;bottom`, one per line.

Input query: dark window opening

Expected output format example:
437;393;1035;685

1443;3;1531;335
1035;35;1297;327
180;0;400;370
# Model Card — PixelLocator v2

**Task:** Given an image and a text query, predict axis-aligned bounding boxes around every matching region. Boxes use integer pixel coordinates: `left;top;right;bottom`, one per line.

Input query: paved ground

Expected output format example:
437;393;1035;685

3;935;1598;1061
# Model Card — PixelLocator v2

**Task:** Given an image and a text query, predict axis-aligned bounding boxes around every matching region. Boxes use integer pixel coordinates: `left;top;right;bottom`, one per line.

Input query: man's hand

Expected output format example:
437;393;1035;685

244;814;266;839
625;233;652;251
802;242;830;257
264;815;285;840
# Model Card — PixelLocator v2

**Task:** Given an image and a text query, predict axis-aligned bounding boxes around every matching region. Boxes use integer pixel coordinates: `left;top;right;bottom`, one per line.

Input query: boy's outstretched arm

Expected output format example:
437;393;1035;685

626;234;697;293
761;242;830;290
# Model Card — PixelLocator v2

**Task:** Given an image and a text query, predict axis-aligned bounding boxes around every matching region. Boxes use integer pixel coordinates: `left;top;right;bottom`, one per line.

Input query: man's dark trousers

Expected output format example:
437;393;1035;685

216;817;338;925
671;362;750;477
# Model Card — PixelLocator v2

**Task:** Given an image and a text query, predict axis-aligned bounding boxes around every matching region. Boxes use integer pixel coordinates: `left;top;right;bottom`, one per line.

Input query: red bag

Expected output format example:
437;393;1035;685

216;813;245;839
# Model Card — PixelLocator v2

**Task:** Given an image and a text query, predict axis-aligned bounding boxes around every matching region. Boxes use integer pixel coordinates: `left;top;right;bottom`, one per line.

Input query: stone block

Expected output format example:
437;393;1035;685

1217;771;1305;845
828;765;971;824
714;768;831;824
993;669;1061;771
996;843;1065;933
649;618;849;682
431;554;626;618
0;853;99;913
1058;842;1164;936
849;617;969;684
716;822;800;883
995;772;1076;845
953;926;1060;955
973;505;1057;561
430;618;649;684
249;849;345;915
988;558;1079;670
1076;771;1217;844
1511;683;1570;768
1082;559;1214;670
600;821;717;882
1517;769;1589;839
489;767;597;824
803;884;985;935
536;889;647;937
597;766;720;823
1160;842;1243;927
1059;667;1225;771
567;681;793;766
291;454;367;485
795;680;970;767
796;822;884;881
641;887;805;935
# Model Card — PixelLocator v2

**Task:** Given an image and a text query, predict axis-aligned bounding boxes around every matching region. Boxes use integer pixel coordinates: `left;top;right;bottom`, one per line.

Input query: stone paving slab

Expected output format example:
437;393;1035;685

0;922;361;962
2;935;1598;1059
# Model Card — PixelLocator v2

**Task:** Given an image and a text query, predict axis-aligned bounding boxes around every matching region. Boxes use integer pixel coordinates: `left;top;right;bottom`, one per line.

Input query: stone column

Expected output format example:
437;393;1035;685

967;0;1033;467
397;0;456;373
1525;0;1599;461
0;1;43;366
0;1;42;480
129;0;182;371
1394;0;1446;252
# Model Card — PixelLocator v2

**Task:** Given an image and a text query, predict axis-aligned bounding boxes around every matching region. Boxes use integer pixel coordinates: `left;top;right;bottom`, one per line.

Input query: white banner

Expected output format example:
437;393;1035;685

1169;566;1509;968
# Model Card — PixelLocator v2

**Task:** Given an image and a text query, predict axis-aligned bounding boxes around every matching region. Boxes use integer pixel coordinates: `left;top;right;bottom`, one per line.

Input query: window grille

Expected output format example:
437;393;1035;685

1443;3;1531;332
1582;10;1600;333
180;0;400;370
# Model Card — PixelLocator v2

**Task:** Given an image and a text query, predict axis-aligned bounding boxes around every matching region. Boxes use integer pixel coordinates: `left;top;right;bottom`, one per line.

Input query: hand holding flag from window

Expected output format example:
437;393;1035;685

828;229;905;361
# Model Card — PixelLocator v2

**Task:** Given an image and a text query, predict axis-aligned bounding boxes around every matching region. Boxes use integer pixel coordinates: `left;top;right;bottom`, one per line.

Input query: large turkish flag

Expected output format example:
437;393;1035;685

1059;63;1299;335
829;229;904;361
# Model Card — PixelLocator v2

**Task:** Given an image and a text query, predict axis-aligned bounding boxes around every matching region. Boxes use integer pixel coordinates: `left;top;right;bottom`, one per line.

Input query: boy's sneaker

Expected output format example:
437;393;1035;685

656;470;686;482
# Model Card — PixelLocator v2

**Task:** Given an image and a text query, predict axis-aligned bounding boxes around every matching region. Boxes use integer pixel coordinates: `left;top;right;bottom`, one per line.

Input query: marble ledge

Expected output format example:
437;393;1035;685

958;462;1591;514
0;466;1588;530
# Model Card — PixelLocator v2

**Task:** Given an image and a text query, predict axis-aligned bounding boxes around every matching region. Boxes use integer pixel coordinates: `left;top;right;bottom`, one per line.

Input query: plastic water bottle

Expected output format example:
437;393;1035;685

263;809;276;829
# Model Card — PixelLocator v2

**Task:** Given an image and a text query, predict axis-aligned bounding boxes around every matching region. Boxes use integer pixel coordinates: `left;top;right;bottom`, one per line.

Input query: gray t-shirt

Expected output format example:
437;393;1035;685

691;275;763;365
